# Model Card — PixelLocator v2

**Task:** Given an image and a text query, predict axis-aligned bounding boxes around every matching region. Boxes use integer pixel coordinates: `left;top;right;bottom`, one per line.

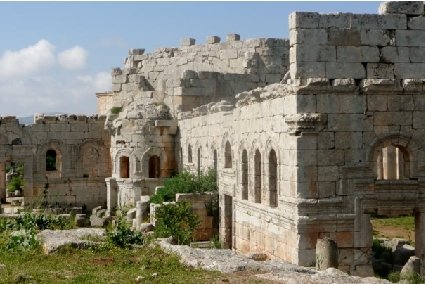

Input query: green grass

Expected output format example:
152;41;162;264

0;244;222;283
372;215;415;231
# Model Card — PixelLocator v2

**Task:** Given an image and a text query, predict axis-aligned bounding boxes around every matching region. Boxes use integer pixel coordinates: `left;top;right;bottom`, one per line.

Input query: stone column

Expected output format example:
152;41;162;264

383;146;397;180
0;162;5;201
316;237;338;270
135;201;142;231
415;211;425;275
106;177;118;216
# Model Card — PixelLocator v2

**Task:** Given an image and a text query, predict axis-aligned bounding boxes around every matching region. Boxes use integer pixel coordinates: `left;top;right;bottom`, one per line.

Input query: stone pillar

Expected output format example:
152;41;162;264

316;237;338;270
415;212;425;275
106;177;118;216
135;201;142;231
383;146;397;180
0;162;5;201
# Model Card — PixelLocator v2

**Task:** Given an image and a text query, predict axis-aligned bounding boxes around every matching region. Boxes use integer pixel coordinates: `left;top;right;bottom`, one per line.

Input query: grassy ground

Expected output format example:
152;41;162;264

371;215;415;242
0;243;273;284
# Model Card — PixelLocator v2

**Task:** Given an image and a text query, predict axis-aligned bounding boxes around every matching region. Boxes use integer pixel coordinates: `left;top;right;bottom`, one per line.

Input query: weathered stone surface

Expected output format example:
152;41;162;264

38;228;105;254
379;1;424;16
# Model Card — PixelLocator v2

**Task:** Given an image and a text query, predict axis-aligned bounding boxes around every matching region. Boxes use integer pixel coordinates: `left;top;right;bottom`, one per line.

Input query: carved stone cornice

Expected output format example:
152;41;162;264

285;113;327;136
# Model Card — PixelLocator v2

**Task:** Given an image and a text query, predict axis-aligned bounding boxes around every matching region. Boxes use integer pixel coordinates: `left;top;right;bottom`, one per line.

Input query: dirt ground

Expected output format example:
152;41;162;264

371;220;415;242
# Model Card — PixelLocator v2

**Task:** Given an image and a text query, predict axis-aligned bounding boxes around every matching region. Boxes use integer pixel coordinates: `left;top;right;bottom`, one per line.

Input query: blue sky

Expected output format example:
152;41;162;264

0;1;380;117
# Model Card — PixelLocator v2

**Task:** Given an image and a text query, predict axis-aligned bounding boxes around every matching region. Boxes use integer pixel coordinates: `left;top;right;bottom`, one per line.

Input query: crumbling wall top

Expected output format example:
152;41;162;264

379;1;424;16
289;1;425;80
34;113;106;124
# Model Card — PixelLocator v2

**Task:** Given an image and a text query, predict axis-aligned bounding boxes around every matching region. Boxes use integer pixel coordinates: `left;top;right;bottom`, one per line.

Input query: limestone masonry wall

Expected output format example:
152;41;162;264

106;36;289;115
290;1;425;79
0;114;111;210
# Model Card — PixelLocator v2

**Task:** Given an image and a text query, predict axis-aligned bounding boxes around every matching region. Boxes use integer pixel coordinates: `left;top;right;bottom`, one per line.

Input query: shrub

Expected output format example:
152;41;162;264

107;218;144;248
150;169;217;204
154;202;199;245
4;230;39;252
110;106;123;115
15;213;75;231
7;175;24;192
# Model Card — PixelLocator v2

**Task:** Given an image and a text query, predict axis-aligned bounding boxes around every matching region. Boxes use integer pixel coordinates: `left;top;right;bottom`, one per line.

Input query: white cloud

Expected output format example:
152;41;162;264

0;40;56;80
0;40;110;117
76;72;111;92
58;46;87;70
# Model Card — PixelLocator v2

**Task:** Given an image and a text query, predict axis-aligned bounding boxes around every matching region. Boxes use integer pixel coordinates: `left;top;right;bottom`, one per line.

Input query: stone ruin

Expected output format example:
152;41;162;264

2;0;425;277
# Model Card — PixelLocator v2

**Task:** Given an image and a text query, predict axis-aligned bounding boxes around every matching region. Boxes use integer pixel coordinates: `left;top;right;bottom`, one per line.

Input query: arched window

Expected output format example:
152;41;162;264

148;155;160;178
377;144;410;180
119;156;129;178
46;150;57;171
188;144;192;163
224;141;232;168
241;150;248;200
269;149;277;207
254;150;261;203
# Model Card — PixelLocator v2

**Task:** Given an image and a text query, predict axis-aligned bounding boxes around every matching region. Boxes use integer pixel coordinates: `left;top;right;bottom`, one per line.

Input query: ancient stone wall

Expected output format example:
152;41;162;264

174;1;425;276
290;1;425;80
178;84;302;263
105;36;289;116
0;114;111;210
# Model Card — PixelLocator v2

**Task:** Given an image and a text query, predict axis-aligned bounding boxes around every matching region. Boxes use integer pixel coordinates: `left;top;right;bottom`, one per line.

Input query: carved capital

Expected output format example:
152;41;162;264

285;113;327;136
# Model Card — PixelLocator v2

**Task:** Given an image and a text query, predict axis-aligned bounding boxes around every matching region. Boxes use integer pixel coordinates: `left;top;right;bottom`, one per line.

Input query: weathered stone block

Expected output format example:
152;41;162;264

318;166;339;182
408;16;425;30
387;95;414;111
289;12;320;29
207;36;220;44
335;132;362;150
361;29;392;46
367;95;388;111
290;29;328;45
409;47;425;62
112;83;122;92
366;63;394;79
394;63;425;78
396;30;425;46
379;1;424;16
328;114;371;131
337;46;379;63
226;33;240;42
380;46;409;63
380;15;406;30
318;13;355;29
413;112;425;128
374;112;412;126
290;44;336;63
328;29;361;46
290;62;326;79
181;38;195;46
112;74;128;84
325;62;365;79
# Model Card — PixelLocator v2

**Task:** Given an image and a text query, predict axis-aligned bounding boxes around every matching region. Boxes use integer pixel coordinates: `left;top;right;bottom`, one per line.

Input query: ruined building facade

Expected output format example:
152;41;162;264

3;1;425;276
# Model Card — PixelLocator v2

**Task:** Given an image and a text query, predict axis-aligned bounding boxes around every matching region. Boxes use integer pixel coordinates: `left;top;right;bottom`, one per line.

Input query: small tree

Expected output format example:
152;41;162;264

149;169;217;204
154;202;200;245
